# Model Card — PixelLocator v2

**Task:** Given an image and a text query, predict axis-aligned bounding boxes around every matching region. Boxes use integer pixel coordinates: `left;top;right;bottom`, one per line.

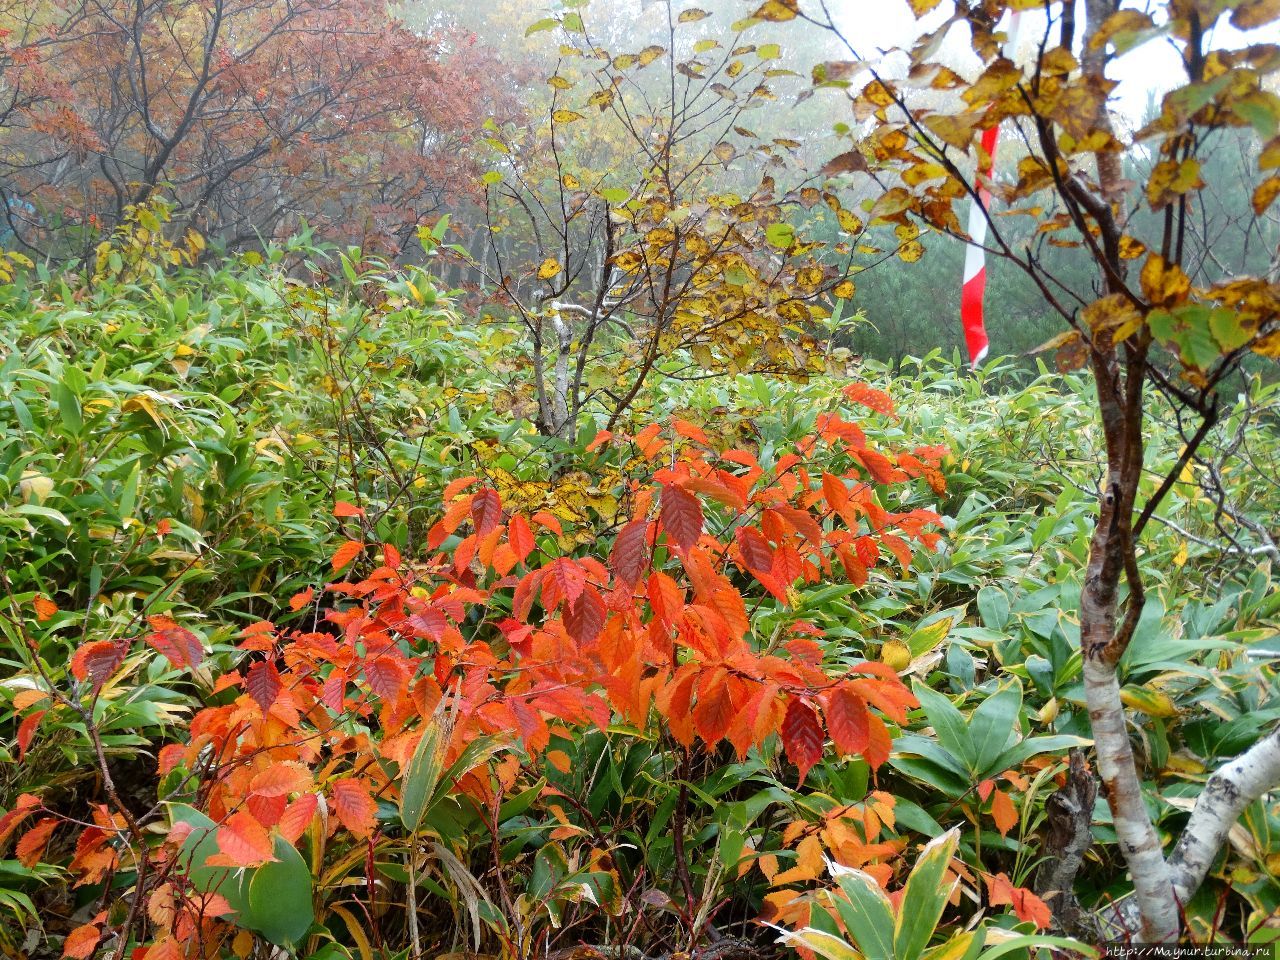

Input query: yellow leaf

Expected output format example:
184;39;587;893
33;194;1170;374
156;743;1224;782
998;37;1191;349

1119;685;1179;718
638;45;666;67
552;110;584;124
1253;176;1280;215
1173;541;1188;567
537;259;562;280
752;0;798;21
679;8;710;22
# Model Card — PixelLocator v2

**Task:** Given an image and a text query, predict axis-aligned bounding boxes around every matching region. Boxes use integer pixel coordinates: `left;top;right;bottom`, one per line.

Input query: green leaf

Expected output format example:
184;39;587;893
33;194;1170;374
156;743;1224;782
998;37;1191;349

241;836;314;946
400;720;447;833
776;927;864;960
1209;307;1252;353
525;17;558;36
830;868;896;960
894;828;960;960
968;682;1024;777
906;615;953;658
978;934;1098;960
912;681;975;771
56;382;82;434
765;222;796;249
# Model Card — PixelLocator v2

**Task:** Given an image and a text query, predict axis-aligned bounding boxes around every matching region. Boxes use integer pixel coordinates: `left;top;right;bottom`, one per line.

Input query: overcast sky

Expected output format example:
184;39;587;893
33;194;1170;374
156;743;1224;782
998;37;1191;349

830;0;1280;126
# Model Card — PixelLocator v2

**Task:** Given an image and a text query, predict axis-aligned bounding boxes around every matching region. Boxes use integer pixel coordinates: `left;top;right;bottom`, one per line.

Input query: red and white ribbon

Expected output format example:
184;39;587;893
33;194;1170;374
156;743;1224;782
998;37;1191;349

960;11;1024;368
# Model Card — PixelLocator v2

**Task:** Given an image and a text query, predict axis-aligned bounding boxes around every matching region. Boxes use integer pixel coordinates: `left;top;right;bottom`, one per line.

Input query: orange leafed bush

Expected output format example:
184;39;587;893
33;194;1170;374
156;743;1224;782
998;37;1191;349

17;395;947;954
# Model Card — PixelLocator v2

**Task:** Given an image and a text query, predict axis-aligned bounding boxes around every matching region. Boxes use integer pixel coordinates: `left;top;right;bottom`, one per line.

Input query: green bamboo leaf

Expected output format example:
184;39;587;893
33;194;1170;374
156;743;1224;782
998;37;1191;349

894;828;960;960
968;681;1023;776
830;867;895;960
912;681;975;771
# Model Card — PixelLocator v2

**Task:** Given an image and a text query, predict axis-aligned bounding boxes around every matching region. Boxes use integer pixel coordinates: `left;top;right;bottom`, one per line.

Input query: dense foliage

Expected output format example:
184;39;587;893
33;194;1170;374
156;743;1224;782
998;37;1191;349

0;246;1275;958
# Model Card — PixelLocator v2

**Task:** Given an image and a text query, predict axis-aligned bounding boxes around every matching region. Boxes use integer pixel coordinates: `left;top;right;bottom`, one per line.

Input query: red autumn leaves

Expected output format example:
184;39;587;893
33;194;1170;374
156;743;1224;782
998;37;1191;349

23;401;950;956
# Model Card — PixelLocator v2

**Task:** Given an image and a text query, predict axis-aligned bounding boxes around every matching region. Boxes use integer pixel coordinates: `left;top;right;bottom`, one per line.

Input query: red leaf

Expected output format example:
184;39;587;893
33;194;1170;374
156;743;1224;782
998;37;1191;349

365;656;409;702
62;924;100;959
660;483;703;552
508;514;536;563
546;558;587;610
17;710;45;760
246;661;282;712
213;811;275;867
781;698;825;785
563;585;606;644
332;539;364;571
70;641;127;685
333;501;365;518
470;487;502;537
146;621;203;669
610;519;650;586
331;778;377;838
824;686;868;757
736;526;774;574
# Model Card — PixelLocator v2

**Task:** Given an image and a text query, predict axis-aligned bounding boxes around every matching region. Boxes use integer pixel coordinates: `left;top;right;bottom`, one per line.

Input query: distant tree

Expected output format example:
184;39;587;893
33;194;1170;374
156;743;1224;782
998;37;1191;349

456;5;889;439
0;0;508;257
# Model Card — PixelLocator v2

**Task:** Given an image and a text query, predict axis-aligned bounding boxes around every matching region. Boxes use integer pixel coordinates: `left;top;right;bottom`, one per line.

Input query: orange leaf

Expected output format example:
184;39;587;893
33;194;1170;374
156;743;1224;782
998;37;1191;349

17;817;58;867
289;587;315;612
333;501;365;518
250;762;312;798
145;937;185;960
332;778;377;838
278;794;319;844
991;788;1018;837
692;672;736;745
17;710;45;760
213;811;275;867
332;539;364;571
12;689;48;712
986;872;1052;929
62;924;100;959
33;596;58;622
824;685;869;757
508;514;536;563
